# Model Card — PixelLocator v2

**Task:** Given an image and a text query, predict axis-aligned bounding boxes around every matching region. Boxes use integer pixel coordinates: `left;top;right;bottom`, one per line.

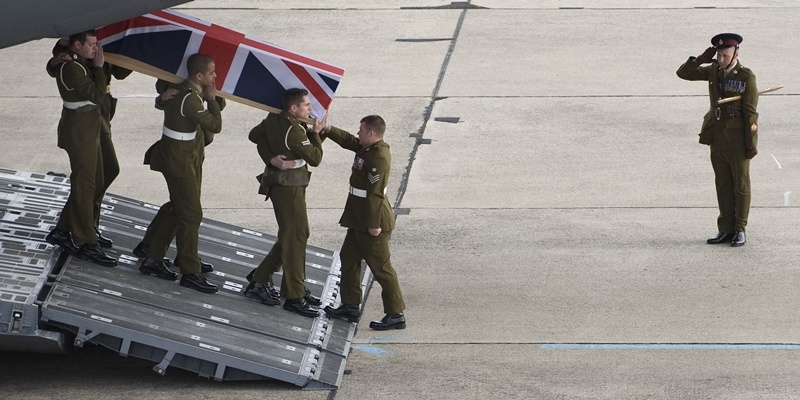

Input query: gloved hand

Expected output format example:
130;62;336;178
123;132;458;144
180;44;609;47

745;148;758;159
696;47;716;64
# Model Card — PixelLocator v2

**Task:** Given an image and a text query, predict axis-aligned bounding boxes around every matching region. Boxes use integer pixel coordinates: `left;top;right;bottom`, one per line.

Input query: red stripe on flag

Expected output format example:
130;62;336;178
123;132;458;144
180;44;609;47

242;37;345;77
283;60;332;110
196;24;245;89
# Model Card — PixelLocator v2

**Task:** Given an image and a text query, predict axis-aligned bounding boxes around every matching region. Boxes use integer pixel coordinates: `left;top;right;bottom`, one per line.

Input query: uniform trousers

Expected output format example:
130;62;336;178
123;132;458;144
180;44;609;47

710;129;751;233
339;228;405;315
56;109;103;246
253;185;308;300
93;118;120;229
146;173;202;274
141;137;205;263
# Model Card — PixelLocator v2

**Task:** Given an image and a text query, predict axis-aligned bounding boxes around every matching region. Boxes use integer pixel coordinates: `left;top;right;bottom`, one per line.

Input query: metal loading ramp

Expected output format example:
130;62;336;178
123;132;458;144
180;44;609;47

0;168;367;390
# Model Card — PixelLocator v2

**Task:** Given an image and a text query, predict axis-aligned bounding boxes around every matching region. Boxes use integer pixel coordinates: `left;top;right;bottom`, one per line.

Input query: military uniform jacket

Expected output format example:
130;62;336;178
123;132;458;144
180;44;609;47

676;58;759;148
326;126;395;232
146;79;222;178
249;111;323;192
55;50;108;149
47;42;130;123
155;79;225;148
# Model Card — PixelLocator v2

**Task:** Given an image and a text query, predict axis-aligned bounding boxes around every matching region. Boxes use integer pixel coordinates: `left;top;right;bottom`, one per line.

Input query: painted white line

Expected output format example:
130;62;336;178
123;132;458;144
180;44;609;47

771;154;782;169
785;191;792;206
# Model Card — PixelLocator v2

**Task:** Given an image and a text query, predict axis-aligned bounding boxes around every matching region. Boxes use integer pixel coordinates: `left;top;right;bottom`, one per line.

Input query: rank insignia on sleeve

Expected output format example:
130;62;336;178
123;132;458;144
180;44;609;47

751;123;757;132
368;173;380;184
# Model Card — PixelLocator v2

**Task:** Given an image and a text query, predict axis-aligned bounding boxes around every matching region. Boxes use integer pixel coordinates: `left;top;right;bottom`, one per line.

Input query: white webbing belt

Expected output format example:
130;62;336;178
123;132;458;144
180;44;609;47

349;186;387;198
162;126;196;141
63;100;95;110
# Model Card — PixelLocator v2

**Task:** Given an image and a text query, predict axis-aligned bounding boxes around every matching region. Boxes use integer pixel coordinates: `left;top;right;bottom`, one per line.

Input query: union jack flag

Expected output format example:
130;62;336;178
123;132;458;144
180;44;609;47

96;8;344;118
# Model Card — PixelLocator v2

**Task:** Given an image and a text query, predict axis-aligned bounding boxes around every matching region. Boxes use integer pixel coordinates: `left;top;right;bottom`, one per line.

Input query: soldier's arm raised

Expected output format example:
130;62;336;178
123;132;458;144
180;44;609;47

59;61;108;104
183;92;222;134
676;56;712;81
287;125;323;167
325;126;361;152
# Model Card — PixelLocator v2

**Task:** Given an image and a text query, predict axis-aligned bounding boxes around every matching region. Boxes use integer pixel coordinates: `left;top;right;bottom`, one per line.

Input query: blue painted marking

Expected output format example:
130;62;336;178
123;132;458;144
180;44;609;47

353;345;389;356
540;343;800;350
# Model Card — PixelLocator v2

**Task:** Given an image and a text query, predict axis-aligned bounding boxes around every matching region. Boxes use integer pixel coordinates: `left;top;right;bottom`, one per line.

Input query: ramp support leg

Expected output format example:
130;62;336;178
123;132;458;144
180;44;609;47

153;351;176;376
74;328;100;347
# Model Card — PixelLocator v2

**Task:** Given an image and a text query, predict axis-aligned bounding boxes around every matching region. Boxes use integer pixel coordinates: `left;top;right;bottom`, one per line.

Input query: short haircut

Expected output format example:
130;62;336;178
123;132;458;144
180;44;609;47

360;115;386;136
68;30;97;46
283;88;309;109
187;53;214;76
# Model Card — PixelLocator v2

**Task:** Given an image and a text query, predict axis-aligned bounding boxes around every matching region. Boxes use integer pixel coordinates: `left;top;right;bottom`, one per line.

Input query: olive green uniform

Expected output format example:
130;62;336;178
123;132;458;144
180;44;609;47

143;80;222;274
94;63;131;228
677;58;758;233
326;126;405;315
53;50;109;246
249;111;323;300
47;42;131;231
139;80;224;258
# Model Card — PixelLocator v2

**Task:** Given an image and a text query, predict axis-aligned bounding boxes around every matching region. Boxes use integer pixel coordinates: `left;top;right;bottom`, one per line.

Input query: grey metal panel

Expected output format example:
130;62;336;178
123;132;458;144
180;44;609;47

0;0;193;49
0;168;357;388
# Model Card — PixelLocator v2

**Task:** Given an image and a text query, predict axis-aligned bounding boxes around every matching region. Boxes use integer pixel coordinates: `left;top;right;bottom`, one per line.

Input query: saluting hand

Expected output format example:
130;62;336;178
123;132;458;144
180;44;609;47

270;154;296;170
369;227;381;237
695;46;716;64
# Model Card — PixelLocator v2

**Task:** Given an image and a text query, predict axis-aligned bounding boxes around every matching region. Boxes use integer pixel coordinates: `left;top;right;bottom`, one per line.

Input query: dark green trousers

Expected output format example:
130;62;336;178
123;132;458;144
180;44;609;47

339;228;405;315
253;185;309;300
145;174;202;274
141;139;205;263
710;130;751;233
92;119;120;229
56;111;103;246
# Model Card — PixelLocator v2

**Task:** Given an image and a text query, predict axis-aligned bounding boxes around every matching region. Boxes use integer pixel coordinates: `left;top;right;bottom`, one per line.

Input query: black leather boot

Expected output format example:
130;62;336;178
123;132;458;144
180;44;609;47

706;232;734;244
369;314;406;330
242;281;280;305
283;298;320;318
78;242;117;267
179;274;218;294
731;231;746;247
96;229;113;249
324;304;360;323
45;228;80;256
139;258;178;281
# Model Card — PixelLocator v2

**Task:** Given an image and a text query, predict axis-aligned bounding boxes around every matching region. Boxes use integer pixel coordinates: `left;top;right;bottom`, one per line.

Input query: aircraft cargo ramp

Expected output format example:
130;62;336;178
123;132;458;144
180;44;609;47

0;168;365;390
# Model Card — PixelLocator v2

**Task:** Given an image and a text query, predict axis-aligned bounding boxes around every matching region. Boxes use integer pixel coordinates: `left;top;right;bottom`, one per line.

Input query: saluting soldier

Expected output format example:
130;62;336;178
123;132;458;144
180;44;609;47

137;53;222;294
242;88;324;318
132;79;220;274
677;33;759;247
45;30;117;267
322;115;407;330
47;38;132;250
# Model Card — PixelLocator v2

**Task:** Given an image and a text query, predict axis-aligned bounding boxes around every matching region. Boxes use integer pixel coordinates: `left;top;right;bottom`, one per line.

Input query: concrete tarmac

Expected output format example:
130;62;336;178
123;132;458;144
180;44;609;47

1;1;800;399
